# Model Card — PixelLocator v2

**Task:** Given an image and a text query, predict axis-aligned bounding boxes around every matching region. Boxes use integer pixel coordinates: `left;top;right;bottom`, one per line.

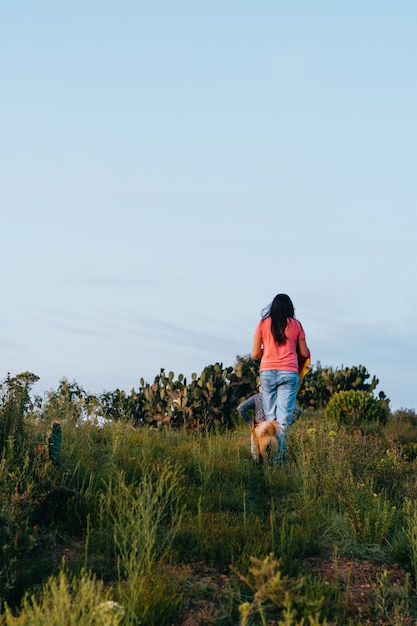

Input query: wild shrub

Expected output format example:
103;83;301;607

2;568;121;626
42;378;93;423
365;443;410;503
105;464;184;574
341;473;397;545
0;372;39;459
233;553;328;625
401;499;417;585
325;389;388;428
91;463;184;625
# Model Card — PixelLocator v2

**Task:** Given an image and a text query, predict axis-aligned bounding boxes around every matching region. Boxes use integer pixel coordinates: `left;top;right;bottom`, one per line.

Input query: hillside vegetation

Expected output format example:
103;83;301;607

0;361;416;625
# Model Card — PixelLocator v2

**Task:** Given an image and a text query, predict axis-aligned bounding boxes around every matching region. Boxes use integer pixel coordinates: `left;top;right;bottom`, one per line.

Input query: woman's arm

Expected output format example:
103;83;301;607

297;338;310;359
252;336;263;358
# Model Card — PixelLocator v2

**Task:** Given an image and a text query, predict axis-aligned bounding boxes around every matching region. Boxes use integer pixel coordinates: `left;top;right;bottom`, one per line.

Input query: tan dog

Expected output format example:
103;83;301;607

251;420;280;464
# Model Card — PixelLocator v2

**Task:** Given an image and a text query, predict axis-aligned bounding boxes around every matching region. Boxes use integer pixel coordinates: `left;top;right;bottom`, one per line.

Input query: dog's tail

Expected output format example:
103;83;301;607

252;421;279;464
261;422;280;438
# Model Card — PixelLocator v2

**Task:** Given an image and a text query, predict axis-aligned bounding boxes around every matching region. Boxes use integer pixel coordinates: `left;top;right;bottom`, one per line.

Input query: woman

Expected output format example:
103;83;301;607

252;294;309;458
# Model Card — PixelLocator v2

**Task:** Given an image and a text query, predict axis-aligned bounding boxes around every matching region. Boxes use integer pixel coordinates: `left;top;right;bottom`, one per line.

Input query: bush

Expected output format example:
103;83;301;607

325;390;388;428
2;568;121;626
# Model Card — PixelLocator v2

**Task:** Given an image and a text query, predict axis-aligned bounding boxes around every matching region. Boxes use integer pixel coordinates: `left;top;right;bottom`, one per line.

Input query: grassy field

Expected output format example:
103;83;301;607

1;394;417;624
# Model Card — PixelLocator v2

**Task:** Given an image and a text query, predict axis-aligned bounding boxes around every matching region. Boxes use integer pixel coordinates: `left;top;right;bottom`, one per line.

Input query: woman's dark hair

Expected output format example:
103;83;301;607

267;294;295;345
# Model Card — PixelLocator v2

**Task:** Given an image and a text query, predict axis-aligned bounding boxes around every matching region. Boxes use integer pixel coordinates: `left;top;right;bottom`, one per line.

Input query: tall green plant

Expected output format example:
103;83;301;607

403;499;417;584
2;568;122;626
42;378;90;423
101;463;185;625
342;474;396;544
234;554;327;625
107;464;184;574
0;372;39;458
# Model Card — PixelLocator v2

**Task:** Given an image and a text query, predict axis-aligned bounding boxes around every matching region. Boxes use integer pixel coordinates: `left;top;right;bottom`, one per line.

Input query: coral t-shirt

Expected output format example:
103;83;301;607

254;317;305;373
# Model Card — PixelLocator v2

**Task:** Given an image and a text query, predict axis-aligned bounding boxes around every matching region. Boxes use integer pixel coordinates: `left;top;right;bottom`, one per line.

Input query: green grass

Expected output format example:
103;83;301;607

2;409;417;624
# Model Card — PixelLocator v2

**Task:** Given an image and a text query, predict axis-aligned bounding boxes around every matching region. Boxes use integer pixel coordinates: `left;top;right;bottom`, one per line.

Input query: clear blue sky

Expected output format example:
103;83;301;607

1;1;416;411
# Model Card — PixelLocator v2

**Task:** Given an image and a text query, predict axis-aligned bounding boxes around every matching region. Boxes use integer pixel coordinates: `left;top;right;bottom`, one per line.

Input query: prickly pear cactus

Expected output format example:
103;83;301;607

48;422;62;466
297;363;383;409
133;359;259;430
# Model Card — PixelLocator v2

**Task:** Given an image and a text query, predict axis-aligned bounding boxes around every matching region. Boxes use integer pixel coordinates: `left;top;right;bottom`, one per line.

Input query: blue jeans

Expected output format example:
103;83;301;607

259;370;299;456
